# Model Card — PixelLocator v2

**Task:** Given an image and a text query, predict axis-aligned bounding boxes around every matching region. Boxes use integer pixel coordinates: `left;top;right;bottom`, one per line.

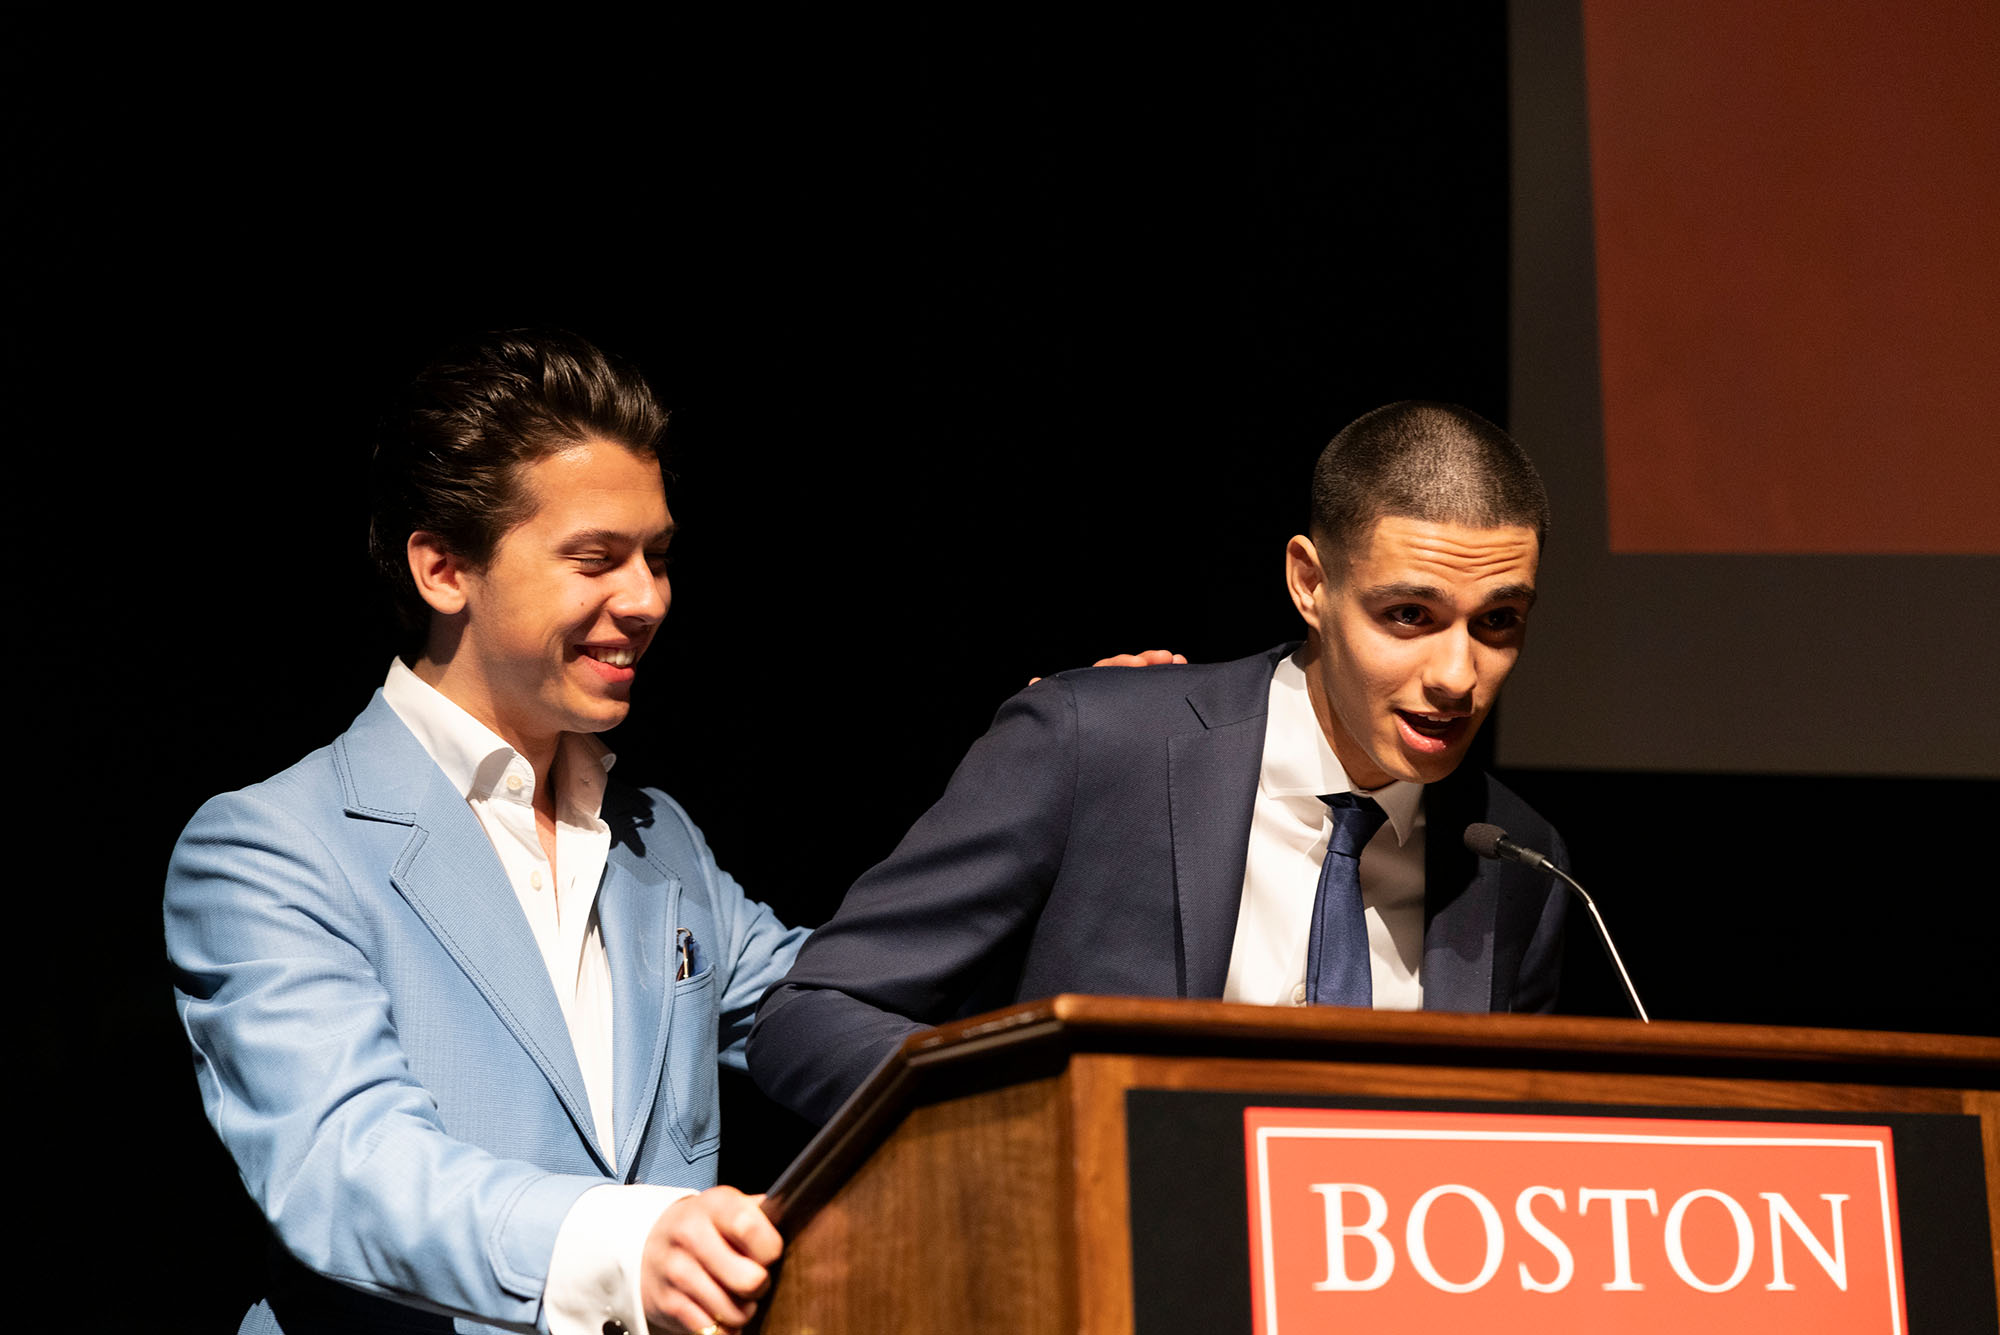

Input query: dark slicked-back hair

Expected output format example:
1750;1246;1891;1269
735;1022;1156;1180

1308;401;1549;563
368;328;669;642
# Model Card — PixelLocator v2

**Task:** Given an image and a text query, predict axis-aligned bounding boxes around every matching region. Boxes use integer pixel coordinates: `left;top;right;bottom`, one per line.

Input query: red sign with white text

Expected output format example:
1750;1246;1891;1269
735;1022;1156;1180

1244;1108;1907;1335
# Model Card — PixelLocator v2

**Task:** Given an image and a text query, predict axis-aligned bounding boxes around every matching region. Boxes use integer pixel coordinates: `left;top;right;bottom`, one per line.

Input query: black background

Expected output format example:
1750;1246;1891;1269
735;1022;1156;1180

12;8;1992;1329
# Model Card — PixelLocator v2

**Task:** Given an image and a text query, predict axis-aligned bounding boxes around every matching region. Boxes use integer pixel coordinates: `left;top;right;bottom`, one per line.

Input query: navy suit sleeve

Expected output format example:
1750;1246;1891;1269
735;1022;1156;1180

748;679;1080;1125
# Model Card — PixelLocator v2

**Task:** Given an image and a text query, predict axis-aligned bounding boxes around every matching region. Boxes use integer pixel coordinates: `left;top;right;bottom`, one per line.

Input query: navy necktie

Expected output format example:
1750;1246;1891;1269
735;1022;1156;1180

1305;793;1389;1007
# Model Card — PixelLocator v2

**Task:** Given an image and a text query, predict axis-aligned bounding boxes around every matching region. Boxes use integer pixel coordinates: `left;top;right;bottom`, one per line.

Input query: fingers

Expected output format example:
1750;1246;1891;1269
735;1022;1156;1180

648;1251;754;1334
717;1193;784;1266
650;1275;747;1335
642;1188;784;1333
1091;648;1188;668
1031;648;1190;685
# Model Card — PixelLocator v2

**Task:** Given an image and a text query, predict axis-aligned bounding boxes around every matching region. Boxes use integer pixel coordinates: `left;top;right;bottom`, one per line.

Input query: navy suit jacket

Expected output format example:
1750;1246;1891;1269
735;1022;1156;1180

749;645;1567;1125
165;694;806;1334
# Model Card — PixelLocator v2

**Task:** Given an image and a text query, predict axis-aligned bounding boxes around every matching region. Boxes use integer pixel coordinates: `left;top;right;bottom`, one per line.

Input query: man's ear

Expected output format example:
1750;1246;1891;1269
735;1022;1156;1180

1284;534;1330;633
407;532;471;616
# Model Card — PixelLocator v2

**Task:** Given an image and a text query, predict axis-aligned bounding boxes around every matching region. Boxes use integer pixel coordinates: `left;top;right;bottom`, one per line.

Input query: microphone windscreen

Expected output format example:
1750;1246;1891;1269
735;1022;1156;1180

1462;822;1508;859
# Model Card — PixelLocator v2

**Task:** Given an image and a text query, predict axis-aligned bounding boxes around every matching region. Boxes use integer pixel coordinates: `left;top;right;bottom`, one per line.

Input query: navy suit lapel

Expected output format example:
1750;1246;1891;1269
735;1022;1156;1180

336;694;609;1169
1169;648;1286;997
1420;766;1497;1012
598;793;678;1180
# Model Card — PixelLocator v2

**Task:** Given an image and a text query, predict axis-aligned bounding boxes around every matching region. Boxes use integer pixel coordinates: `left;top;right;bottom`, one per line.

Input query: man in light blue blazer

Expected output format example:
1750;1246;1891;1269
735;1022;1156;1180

167;331;806;1335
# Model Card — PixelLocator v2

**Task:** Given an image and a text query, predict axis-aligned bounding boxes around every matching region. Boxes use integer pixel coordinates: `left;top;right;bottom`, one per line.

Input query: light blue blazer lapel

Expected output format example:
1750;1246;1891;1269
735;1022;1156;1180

1168;648;1285;998
335;694;609;1171
597;798;678;1180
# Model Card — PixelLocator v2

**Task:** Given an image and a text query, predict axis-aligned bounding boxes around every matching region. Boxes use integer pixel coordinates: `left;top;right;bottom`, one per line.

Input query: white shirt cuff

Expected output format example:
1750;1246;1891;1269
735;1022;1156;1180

544;1183;694;1335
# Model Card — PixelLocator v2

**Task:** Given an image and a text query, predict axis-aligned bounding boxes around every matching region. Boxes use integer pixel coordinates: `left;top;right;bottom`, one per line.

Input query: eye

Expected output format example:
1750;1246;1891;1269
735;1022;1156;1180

645;550;673;575
1478;607;1525;633
573;554;613;569
1384;604;1431;628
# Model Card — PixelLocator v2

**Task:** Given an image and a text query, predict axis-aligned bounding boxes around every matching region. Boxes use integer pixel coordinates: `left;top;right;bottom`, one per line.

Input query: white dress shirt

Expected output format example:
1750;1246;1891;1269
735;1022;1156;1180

1222;651;1427;1010
382;661;684;1335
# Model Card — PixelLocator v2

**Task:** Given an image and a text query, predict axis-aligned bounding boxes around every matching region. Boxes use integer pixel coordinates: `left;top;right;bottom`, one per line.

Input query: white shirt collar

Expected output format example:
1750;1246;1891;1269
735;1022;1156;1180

1267;650;1423;846
380;658;615;813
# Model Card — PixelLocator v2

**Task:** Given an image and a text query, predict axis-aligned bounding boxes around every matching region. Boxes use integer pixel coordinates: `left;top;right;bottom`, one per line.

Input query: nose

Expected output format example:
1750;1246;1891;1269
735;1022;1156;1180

609;554;669;625
1423;625;1478;707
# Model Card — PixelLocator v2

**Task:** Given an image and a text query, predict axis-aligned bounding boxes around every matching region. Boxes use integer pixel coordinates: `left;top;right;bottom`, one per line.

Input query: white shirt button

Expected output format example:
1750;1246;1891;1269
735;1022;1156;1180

529;869;543;890
505;773;524;793
1291;983;1308;1006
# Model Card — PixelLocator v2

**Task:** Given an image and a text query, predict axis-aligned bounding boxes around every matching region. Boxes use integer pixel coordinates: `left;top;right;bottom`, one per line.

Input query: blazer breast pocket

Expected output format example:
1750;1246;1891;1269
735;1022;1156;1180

663;964;721;1162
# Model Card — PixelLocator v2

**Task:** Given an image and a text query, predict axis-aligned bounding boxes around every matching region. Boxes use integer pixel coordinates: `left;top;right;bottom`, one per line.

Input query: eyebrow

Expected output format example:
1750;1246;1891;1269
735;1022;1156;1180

559;523;678;548
1360;580;1538;607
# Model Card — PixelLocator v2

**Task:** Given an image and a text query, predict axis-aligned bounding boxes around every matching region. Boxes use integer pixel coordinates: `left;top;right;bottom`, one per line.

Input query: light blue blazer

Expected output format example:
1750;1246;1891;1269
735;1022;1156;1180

165;693;806;1334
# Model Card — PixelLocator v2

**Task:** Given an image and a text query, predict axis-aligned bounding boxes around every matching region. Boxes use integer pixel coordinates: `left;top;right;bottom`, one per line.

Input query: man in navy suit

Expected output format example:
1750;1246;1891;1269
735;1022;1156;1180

749;401;1570;1126
167;332;802;1335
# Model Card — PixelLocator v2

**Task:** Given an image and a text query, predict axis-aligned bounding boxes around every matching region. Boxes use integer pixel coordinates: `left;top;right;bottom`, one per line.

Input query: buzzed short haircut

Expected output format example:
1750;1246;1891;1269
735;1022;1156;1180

367;328;669;643
1309;401;1549;562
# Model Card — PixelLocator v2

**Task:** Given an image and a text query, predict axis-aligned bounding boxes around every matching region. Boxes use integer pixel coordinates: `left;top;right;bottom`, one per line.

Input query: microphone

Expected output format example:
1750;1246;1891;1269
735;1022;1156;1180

1462;822;1556;871
1463;823;1651;1023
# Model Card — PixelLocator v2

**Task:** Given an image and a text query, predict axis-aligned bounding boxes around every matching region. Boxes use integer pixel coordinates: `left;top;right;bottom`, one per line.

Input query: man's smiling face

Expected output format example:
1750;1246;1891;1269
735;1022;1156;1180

1287;515;1538;789
417;437;674;759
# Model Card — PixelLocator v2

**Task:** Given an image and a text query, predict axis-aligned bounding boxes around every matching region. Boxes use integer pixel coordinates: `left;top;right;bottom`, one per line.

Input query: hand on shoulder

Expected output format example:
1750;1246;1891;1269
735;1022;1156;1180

1030;648;1187;685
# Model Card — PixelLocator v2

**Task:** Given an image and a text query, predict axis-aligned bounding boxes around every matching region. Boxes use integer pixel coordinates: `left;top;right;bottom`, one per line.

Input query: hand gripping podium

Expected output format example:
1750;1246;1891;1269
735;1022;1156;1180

753;997;2000;1334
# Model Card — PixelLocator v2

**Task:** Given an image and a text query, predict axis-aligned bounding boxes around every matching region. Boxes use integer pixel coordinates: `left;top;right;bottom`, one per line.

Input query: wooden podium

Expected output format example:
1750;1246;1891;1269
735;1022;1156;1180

754;996;2000;1333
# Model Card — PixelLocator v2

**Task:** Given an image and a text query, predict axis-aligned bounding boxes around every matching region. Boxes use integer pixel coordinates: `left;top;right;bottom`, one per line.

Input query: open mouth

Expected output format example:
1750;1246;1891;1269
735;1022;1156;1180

1394;709;1467;752
580;646;638;667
